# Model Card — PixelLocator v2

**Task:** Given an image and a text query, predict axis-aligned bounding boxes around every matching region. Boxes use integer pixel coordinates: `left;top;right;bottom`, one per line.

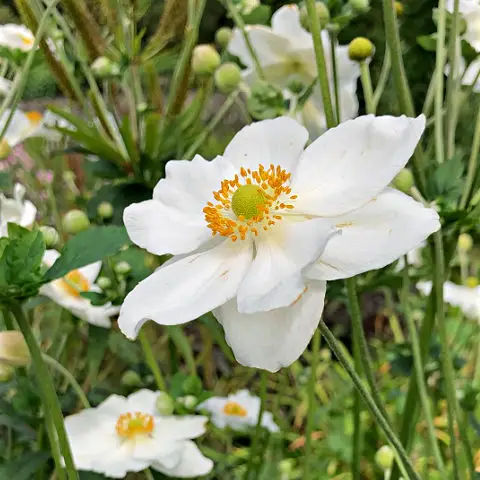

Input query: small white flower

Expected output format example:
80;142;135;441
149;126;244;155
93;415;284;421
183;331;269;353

0;109;44;150
198;389;279;432
40;250;120;328
446;0;480;51
228;5;360;138
417;279;480;321
0;24;35;52
64;389;213;478
0;183;36;237
0;77;12;96
119;115;440;372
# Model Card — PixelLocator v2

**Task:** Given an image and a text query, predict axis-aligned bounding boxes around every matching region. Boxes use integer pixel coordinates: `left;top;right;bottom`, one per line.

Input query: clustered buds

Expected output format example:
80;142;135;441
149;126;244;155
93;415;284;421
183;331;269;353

39;226;59;248
215;63;242;93
215;27;232;49
62;209;90;234
192;45;221;76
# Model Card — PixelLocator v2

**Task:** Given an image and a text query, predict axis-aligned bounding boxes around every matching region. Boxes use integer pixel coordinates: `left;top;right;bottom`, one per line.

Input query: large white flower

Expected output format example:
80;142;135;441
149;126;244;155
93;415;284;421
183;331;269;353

0;24;35;52
198;389;279;432
228;4;360;138
417;279;480;321
40;250;120;328
0;183;36;237
0;109;45;153
447;0;480;51
64;389;213;478
119;115;440;371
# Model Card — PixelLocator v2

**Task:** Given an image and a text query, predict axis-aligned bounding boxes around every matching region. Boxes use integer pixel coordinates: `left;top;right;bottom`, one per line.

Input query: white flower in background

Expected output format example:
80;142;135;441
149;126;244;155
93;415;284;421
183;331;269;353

120;115;440;372
395;241;425;271
0;109;44;153
0;183;36;237
40;250;120;328
228;5;360;138
198;390;278;432
446;0;480;51
0;24;35;52
0;78;12;96
417;279;480;321
64;389;213;478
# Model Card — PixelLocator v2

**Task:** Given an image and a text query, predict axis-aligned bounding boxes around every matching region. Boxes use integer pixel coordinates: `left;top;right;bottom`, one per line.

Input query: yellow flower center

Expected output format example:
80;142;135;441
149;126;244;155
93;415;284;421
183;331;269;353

223;401;247;417
203;164;297;242
20;34;34;47
57;270;90;297
465;277;478;288
116;412;155;439
26;111;43;124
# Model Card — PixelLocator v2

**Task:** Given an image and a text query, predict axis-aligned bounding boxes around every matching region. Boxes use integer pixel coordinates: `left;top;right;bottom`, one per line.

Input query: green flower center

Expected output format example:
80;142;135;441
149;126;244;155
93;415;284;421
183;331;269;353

231;184;266;220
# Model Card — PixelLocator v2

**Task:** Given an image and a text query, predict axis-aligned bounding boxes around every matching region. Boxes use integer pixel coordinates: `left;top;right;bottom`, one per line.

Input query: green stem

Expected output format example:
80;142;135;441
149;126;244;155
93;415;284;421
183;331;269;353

318;319;421;480
352;334;362;480
304;329;320;480
422;70;437;117
373;47;391;110
360;61;375;114
138;329;167;391
10;301;78;479
329;31;341;123
305;0;335;128
143;468;155;480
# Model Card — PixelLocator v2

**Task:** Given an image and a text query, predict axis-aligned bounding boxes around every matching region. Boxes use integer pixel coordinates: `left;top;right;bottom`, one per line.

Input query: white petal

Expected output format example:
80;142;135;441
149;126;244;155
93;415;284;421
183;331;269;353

92;443;148;478
96;394;129;416
126;389;158;414
154;415;208;441
237;219;336;313
290;115;426;216
271;5;312;49
261;411;280;433
42;249;60;267
78;261;102;284
133;438;183;467
197;396;228;415
152;441;213;478
20;200;36;227
223;116;308;172
462;58;480;92
0;78;12;95
214;280;327;371
306;188;440;281
118;239;253;339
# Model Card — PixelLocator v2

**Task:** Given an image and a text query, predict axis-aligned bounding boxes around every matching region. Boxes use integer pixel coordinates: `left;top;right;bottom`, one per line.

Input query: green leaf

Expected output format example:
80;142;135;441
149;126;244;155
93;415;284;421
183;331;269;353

243;5;271;25
0;451;50;479
430;154;465;203
42;226;131;282
81;291;108;306
87;325;110;383
108;330;141;364
0;171;12;190
84;157;124;180
417;34;437;52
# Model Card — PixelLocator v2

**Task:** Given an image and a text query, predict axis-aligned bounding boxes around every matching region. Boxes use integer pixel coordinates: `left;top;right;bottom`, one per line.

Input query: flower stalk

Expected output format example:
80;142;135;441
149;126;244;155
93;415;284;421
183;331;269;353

138;329;167;391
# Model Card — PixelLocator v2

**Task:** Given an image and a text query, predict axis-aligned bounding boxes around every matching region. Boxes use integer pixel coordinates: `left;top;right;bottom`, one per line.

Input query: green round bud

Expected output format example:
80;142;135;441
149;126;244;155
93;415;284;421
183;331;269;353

394;1;404;17
320;348;331;362
214;62;242;93
0;364;14;382
375;445;395;471
97;276;112;290
91;56;120;78
114;261;131;275
215;27;233;49
458;233;473;253
121;370;142;387
300;3;330;31
279;459;295;474
97;201;114;219
349;0;370;13
178;395;198;409
392;168;414;193
458;17;468;36
137;102;148;114
62;209;90;234
348;37;375;61
156;392;175;416
39;226;59;248
0;331;31;367
192;45;221;76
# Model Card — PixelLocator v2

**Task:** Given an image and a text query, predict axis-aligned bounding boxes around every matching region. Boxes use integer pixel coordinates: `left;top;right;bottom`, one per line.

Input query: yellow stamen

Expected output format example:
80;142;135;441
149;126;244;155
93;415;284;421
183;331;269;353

26;111;43;124
223;401;247;417
465;277;478;289
56;270;89;297
116;412;155;439
20;34;34;47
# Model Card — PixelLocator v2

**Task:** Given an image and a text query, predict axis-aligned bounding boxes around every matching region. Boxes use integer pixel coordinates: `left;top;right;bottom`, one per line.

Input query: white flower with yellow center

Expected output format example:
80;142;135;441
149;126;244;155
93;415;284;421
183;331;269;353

228;5;360;138
40;250;120;328
119;115;440;372
0;109;44;156
0;183;36;237
0;24;35;52
64;389;213;478
417;278;480;321
198;390;278;432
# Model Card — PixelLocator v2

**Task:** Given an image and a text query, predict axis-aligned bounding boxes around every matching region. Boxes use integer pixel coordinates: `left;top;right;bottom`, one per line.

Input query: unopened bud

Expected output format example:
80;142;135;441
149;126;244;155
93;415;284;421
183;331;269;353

97;201;113;219
349;0;370;13
320;348;331;362
192;45;221;76
375;445;395;471
114;261;131;275
458;233;473;253
156;391;175;416
214;63;242;93
91;56;120;78
0;364;14;382
394;1;404;16
215;27;233;49
0;331;30;367
39;226;59;248
62;209;90;234
392;168;414;193
279;459;295;474
178;395;197;409
300;3;330;31
121;370;142;387
0;139;11;159
348;37;375;61
458;17;468;36
97;276;112;290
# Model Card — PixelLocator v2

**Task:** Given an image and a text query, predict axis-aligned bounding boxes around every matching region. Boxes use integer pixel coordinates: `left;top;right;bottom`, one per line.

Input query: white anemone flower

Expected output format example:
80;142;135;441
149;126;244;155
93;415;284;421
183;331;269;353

0;109;44;153
40;250;120;328
0;183;36;237
119;115;440;372
198;389;279;432
64;389;213;478
447;0;480;51
228;4;360;138
417;279;480;321
0;24;35;52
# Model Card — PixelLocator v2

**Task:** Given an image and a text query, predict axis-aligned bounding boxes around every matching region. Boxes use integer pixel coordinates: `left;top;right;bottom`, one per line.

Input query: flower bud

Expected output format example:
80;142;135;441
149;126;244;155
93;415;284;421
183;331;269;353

62;209;90;234
320;348;331;362
114;261;131;275
394;1;404;16
215;27;233;49
91;56;120;78
458;233;473;253
0;364;14;382
392;168;414;193
97;201;114;219
0;139;11;160
214;62;242;93
348;37;375;61
192;45;221;76
349;0;370;13
39;226;59;248
0;331;31;367
156;391;175;416
458;17;468;36
279;459;295;474
121;370;142;387
300;3;330;31
178;395;198;409
375;445;395;471
97;276;112;290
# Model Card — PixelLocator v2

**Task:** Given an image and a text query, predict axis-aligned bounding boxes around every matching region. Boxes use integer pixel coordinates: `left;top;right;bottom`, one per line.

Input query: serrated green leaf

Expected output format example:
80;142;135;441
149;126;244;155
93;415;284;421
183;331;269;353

42;226;131;282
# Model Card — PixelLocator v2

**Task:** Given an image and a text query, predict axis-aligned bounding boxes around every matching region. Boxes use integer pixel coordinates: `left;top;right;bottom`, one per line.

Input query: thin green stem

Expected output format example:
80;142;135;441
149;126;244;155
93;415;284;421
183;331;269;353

329;31;341;122
143;468;155;480
360;62;375;114
10;301;78;479
304;329;320;480
422;70;437;117
138;329;167;391
352;334;362;480
305;0;335;128
318;319;421;480
373;47;391;110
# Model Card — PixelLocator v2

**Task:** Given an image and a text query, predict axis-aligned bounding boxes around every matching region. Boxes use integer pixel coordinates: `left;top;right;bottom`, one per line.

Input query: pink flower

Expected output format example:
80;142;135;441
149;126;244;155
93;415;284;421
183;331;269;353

36;169;54;185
